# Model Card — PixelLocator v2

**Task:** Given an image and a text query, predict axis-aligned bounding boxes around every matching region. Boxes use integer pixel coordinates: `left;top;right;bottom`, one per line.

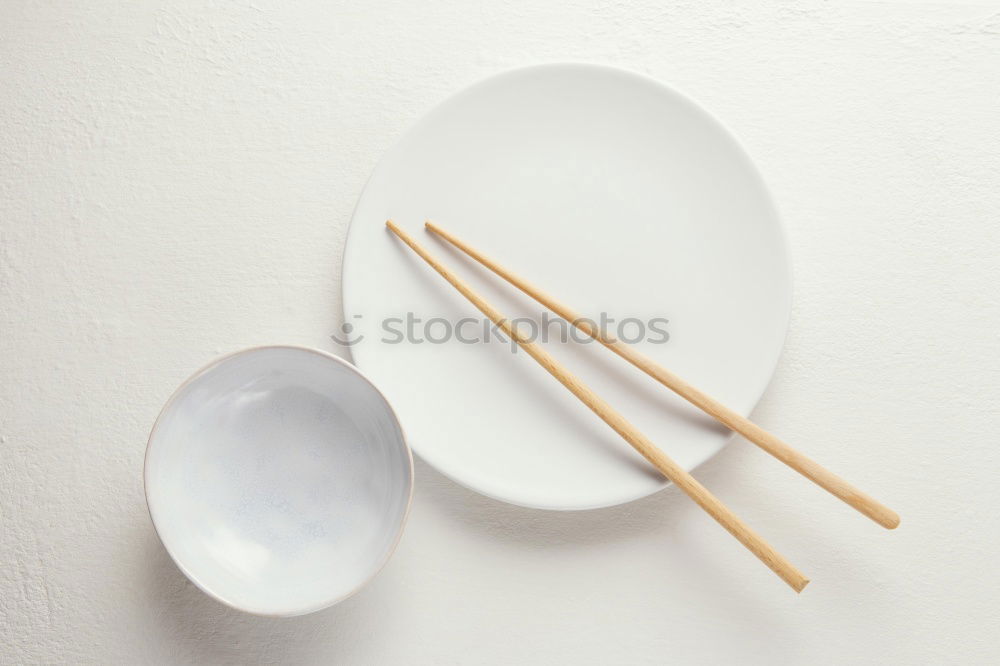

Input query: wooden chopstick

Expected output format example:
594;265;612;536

387;220;809;592
425;220;900;530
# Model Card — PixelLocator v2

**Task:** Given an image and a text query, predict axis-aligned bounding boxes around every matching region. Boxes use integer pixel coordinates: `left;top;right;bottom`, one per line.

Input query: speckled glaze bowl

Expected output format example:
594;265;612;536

144;346;413;616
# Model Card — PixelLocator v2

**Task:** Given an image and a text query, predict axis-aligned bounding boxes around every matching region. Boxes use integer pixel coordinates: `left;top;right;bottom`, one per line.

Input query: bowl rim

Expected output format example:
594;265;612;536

143;344;415;617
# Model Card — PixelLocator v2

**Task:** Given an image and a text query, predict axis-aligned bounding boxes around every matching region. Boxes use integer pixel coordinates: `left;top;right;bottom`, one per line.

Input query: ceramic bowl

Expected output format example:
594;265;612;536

144;346;413;616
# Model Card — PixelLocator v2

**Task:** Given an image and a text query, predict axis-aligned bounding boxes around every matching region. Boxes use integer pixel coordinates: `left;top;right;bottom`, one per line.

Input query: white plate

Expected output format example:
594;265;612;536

144;346;413;616
342;64;790;510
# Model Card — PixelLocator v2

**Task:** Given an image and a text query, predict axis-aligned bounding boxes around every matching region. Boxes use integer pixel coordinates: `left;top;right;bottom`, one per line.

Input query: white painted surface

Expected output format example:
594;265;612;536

1;1;998;663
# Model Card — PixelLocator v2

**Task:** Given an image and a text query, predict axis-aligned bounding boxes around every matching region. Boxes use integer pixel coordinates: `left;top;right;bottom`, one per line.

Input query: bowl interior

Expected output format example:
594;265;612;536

145;347;412;616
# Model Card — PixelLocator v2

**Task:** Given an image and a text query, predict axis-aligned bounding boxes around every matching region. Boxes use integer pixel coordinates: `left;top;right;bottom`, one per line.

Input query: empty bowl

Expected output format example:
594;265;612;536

144;346;413;616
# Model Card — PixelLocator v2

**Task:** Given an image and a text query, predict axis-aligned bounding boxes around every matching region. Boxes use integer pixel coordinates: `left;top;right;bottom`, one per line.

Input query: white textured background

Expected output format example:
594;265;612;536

2;1;999;664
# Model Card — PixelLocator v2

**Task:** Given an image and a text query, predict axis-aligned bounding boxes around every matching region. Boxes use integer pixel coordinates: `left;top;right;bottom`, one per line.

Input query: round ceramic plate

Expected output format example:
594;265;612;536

342;64;790;510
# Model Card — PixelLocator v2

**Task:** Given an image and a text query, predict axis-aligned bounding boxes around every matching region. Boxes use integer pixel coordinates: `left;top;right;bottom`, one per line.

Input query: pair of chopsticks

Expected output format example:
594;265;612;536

387;220;899;592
